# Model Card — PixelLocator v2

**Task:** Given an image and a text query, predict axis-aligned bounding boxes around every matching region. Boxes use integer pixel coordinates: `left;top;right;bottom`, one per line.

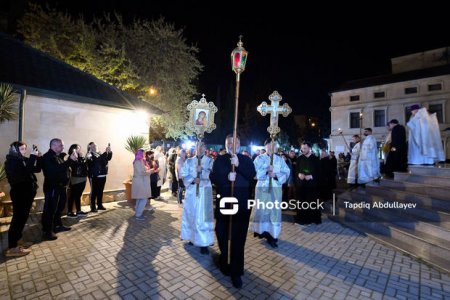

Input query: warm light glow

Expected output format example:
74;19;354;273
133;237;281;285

149;87;157;96
311;122;316;127
115;109;150;138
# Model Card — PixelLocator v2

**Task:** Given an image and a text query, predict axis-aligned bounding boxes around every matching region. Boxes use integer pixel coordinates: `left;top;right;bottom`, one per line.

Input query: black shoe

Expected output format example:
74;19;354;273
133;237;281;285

253;232;263;239
200;247;209;255
67;212;77;218
54;225;71;233
77;211;88;217
97;206;106;210
43;232;58;241
268;239;278;248
90;209;98;213
231;276;242;288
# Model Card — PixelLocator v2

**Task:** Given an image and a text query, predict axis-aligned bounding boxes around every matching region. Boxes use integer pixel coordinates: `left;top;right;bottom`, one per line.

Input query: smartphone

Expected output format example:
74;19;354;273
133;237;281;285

32;144;38;151
108;143;111;147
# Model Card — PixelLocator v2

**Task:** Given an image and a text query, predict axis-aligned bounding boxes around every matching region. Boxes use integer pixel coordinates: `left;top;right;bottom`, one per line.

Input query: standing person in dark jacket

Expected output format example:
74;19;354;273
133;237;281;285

384;119;407;178
4;141;41;257
210;134;256;289
86;142;112;212
295;142;321;225
67;144;88;218
42;138;77;240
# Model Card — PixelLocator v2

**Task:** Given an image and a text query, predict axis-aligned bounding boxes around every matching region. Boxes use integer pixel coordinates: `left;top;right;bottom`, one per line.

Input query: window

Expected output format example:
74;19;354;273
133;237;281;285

374;91;385;98
350;95;360;102
428;83;442;91
428;103;443;123
350;112;360;128
373;110;386;127
404;87;417;94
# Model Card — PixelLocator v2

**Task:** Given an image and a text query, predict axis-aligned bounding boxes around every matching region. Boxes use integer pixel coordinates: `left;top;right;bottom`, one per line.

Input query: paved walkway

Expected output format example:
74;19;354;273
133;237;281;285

1;192;450;299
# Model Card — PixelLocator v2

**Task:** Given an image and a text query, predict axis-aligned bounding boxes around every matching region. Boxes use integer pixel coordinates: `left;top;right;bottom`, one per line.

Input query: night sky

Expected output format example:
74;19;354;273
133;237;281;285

5;1;450;141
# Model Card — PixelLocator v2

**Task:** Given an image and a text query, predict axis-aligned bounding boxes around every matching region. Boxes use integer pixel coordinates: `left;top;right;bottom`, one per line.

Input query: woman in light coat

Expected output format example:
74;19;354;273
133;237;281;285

132;149;152;220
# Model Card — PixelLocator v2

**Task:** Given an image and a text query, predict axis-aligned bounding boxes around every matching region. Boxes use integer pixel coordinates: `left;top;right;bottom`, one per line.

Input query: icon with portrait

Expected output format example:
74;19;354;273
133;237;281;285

195;109;209;126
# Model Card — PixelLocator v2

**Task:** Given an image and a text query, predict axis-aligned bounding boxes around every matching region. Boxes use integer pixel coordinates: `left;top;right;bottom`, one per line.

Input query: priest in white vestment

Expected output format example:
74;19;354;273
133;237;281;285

252;140;290;248
407;104;445;165
347;135;361;185
180;143;214;254
358;128;381;184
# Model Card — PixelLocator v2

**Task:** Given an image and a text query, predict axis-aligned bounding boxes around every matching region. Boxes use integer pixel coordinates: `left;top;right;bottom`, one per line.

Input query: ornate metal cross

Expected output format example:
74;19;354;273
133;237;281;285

257;91;292;138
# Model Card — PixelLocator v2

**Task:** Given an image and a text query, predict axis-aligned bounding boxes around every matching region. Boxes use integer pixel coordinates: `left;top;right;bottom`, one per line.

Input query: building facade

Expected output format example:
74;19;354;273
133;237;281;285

0;33;161;199
330;47;450;160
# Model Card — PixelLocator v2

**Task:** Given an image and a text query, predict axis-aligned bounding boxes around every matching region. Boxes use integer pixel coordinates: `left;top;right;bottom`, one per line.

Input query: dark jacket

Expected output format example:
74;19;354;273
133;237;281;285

42;149;72;189
5;153;41;187
69;157;88;178
87;151;113;178
210;153;256;204
295;154;320;188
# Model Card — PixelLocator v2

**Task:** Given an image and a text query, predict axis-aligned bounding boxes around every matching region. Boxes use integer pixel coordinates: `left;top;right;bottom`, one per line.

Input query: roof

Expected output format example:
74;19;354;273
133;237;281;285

0;33;162;114
335;64;450;92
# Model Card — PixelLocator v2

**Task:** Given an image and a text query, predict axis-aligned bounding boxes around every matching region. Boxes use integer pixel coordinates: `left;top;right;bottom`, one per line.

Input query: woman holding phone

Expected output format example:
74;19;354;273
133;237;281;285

4;141;41;257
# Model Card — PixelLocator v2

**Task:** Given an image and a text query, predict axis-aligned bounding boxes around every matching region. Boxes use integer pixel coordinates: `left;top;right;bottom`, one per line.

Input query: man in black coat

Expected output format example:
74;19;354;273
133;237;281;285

210;134;256;289
384;119;407;178
41;138;77;240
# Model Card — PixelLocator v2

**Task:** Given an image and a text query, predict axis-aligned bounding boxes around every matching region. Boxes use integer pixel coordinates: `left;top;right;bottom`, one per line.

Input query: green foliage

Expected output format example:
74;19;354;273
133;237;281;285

125;135;147;154
0;83;17;122
17;4;203;139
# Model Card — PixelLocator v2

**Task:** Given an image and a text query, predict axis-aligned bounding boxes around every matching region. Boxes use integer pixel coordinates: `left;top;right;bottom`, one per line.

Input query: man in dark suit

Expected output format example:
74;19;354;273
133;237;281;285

384;119;407;178
210;134;256;289
41;138;77;240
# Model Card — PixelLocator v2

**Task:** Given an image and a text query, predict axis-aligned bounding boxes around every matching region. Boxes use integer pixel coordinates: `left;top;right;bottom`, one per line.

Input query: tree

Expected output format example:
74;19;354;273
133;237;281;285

125;135;147;154
16;4;202;139
0;83;17;122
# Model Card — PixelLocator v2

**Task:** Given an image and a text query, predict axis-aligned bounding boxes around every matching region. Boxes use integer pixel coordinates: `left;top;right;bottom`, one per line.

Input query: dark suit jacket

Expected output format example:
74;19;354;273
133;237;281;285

210;153;256;204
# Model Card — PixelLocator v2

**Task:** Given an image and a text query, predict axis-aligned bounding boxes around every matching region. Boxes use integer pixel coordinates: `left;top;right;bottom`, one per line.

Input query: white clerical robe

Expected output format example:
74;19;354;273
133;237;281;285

180;155;214;247
347;142;360;184
407;108;445;165
155;151;167;187
252;153;290;239
358;135;380;184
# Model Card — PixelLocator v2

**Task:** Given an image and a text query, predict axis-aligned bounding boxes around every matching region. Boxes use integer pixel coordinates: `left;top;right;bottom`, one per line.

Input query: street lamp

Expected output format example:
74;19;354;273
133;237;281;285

148;86;157;96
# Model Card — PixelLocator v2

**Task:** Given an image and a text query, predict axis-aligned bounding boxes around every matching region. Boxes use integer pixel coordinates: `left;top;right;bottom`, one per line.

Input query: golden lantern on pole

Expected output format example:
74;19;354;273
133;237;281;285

227;35;248;265
230;35;248;159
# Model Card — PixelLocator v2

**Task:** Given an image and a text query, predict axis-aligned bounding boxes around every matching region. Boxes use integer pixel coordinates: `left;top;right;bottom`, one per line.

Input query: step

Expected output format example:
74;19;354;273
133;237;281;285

345;188;450;230
338;192;450;244
331;207;450;269
329;213;450;274
378;180;450;201
365;184;450;212
408;165;450;177
348;198;450;245
395;173;450;188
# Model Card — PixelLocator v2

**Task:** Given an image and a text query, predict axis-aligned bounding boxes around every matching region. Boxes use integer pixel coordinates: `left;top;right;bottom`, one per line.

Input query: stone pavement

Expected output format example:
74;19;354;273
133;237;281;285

1;192;450;299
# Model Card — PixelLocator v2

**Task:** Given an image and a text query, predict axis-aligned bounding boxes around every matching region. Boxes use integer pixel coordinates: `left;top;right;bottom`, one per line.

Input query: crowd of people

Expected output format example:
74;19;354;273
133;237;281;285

2;103;445;288
4;138;112;257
